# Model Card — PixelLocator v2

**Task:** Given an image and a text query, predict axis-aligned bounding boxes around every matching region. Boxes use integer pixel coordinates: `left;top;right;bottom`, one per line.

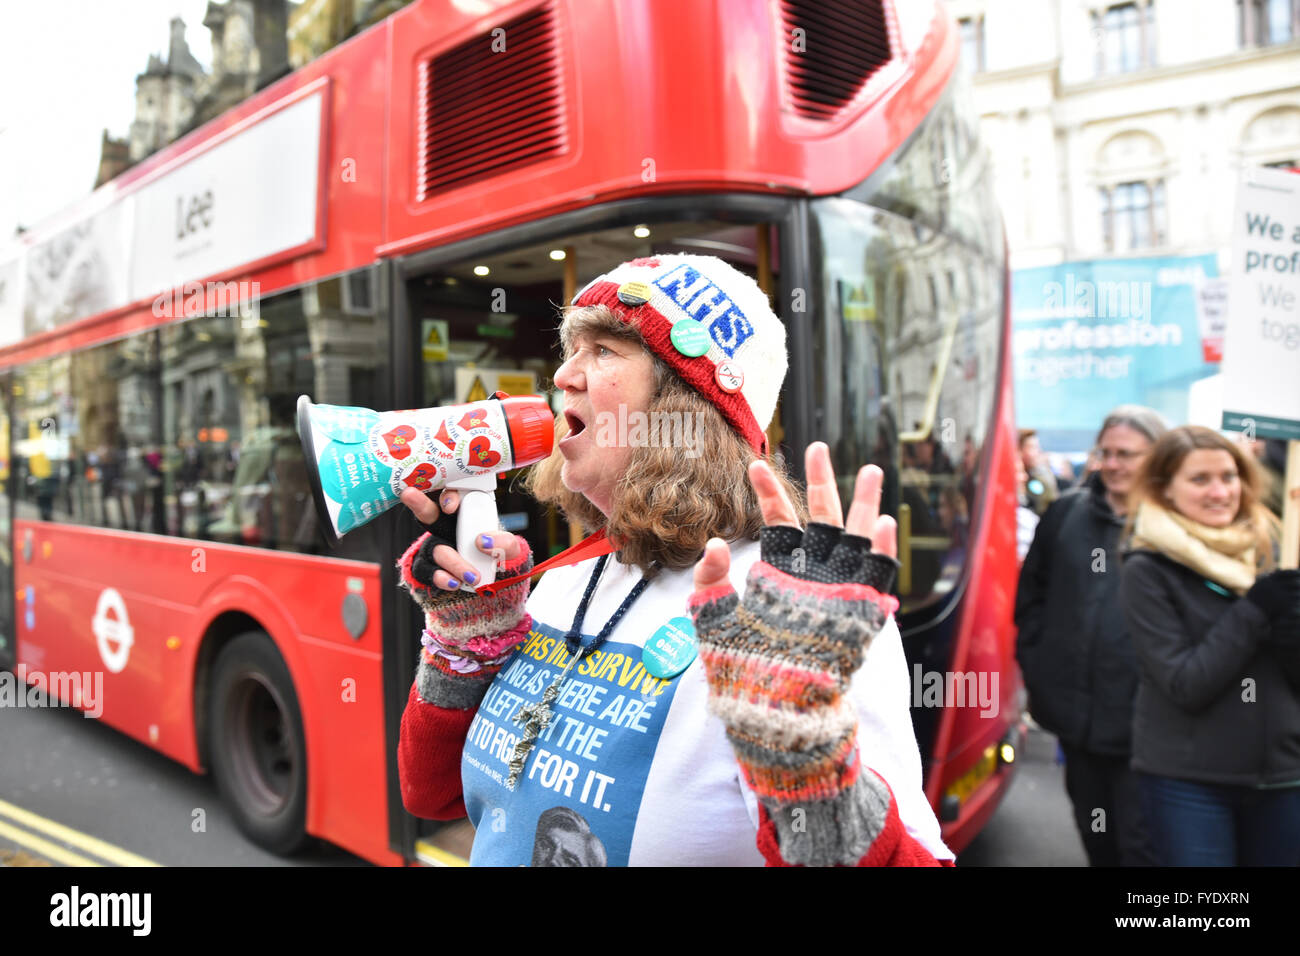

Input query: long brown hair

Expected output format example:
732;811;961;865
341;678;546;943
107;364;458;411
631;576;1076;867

1124;425;1278;570
524;304;808;575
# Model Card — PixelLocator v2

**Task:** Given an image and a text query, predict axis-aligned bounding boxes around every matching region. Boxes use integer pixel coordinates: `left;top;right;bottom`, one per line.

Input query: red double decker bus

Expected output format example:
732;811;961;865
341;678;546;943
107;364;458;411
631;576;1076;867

0;0;1021;865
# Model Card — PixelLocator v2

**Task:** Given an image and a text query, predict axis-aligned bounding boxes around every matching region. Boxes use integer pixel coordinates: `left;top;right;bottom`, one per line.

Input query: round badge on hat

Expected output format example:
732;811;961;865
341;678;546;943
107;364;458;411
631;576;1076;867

715;360;744;393
642;616;698;679
670;320;711;357
617;281;653;307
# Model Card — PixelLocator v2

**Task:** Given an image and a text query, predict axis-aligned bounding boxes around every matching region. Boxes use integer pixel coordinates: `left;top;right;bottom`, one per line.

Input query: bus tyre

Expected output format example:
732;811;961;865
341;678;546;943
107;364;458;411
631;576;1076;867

209;632;309;855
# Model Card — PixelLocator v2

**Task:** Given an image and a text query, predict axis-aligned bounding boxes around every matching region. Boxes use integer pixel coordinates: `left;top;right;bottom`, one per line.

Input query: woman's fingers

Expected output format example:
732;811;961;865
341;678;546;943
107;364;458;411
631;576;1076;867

399;487;441;525
693;537;732;592
845;465;883;539
476;530;521;564
399;487;461;526
805;442;844;528
872;515;898;560
430;533;523;591
748;460;800;529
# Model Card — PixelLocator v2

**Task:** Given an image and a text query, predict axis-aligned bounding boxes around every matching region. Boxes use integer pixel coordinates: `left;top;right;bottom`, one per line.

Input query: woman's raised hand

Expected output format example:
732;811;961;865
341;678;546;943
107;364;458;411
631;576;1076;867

693;442;898;592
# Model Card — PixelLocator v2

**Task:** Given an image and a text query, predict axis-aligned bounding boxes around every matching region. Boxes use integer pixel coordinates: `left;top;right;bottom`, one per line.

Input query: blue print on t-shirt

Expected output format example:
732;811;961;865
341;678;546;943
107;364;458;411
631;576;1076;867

462;622;682;866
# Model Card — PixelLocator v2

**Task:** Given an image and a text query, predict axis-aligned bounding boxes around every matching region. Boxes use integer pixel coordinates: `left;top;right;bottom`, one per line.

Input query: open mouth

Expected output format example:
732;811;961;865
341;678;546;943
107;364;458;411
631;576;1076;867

564;410;587;437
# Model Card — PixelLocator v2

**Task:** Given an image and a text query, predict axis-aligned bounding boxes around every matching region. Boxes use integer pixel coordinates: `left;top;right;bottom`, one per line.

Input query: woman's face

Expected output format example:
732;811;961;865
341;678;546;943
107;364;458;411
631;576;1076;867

1166;448;1241;528
553;331;656;515
1097;424;1152;500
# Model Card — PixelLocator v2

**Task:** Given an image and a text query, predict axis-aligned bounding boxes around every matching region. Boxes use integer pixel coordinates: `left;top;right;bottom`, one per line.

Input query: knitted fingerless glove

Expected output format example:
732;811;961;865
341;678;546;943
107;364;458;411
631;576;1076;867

688;523;901;867
397;532;535;711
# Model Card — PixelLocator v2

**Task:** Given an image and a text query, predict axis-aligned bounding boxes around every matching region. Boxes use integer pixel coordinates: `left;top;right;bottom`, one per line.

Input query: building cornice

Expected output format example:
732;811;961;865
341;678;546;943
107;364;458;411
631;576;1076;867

1060;39;1300;96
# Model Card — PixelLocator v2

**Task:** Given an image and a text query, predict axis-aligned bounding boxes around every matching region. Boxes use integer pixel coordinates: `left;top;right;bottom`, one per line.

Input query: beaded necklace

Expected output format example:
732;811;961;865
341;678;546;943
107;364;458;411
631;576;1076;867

506;553;651;789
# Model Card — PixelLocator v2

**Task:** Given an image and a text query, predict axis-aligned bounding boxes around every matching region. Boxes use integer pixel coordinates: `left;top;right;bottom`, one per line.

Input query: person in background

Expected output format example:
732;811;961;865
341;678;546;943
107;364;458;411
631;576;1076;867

1014;455;1038;565
1048;453;1077;493
1018;429;1059;516
1249;438;1287;520
1015;405;1168;866
1121;426;1300;866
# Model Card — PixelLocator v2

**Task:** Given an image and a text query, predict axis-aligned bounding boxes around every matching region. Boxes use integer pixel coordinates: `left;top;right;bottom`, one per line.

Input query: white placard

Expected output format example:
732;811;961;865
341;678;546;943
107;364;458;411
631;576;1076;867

1221;166;1300;441
130;90;324;301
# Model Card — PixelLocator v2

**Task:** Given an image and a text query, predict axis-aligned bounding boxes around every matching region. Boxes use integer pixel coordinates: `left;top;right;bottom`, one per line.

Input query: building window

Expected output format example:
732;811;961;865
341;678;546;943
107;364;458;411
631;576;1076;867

1093;2;1156;75
1101;180;1166;251
959;16;986;73
1240;0;1299;46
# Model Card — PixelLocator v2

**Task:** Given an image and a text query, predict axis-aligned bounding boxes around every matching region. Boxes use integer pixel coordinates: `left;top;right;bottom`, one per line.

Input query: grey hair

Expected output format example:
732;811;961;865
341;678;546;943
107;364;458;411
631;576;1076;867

1095;405;1169;447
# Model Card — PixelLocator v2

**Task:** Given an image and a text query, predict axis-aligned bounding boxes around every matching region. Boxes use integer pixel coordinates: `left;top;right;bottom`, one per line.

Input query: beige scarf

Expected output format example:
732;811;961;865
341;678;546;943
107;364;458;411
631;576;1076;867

1130;500;1258;595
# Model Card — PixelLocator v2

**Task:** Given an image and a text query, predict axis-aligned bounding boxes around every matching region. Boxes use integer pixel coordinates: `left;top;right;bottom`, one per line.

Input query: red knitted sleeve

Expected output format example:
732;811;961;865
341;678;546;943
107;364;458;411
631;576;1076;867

397;682;475;820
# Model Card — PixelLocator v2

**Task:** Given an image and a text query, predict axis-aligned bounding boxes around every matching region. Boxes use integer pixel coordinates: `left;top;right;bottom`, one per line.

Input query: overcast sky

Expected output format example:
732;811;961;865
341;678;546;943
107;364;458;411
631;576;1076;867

0;1;214;240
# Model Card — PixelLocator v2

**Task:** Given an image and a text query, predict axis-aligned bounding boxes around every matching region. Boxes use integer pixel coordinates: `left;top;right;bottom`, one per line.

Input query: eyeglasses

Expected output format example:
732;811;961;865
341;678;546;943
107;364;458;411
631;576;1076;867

1094;448;1143;462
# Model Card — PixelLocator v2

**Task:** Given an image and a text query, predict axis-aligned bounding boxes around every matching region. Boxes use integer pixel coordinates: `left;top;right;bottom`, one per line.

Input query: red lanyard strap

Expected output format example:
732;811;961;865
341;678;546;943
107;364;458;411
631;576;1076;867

476;528;618;597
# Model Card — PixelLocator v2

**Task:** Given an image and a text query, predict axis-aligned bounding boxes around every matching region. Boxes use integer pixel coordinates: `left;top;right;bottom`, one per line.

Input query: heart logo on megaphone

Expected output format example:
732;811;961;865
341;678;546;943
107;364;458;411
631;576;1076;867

459;408;488;431
468;435;502;469
433;420;455;453
402;461;441;491
382;424;417;460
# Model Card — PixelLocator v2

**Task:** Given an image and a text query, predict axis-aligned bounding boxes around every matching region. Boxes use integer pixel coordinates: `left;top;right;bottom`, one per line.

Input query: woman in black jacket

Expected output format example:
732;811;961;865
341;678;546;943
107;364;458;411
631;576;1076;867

1015;406;1166;866
1121;425;1300;866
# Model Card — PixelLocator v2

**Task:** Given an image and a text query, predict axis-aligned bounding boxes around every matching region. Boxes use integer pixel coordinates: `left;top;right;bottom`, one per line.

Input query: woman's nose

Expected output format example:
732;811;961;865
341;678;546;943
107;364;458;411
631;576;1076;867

554;355;582;390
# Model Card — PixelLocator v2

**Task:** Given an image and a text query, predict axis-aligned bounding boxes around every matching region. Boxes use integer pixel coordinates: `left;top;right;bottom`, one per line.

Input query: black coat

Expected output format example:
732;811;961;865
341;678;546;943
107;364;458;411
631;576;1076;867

1015;472;1138;756
1120;549;1300;787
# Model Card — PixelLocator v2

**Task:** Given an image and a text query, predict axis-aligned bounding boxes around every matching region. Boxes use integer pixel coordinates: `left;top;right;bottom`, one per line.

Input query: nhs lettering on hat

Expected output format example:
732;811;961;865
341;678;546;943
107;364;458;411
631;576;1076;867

571;254;788;455
652;262;755;357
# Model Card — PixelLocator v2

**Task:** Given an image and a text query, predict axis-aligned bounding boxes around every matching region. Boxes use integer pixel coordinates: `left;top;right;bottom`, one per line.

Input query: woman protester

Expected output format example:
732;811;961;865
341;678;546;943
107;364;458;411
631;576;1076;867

1015;406;1166;866
395;255;953;866
1121;425;1300;866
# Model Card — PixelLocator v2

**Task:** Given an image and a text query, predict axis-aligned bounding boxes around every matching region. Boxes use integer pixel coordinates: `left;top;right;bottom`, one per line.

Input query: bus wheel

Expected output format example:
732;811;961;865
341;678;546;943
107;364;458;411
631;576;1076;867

209;632;309;855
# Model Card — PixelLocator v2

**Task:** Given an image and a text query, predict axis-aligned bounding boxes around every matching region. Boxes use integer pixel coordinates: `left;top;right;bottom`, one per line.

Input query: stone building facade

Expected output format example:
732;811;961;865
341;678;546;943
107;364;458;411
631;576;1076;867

947;0;1300;269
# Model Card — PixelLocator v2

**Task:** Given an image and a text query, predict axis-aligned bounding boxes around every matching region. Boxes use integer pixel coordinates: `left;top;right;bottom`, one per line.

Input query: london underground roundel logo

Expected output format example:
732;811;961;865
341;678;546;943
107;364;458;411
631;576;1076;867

93;588;134;674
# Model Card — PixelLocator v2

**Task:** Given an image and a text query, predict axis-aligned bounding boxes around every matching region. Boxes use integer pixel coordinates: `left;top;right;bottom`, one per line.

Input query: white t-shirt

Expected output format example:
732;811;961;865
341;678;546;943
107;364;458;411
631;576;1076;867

460;538;954;866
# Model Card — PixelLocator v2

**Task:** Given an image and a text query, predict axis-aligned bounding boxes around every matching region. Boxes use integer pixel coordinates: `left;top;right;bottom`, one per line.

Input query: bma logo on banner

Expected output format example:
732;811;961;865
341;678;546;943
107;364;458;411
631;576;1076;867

653;263;754;356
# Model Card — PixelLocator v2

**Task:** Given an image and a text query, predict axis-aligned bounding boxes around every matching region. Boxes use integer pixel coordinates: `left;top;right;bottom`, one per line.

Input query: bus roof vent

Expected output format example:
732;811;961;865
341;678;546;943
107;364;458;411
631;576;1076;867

417;4;565;199
780;0;893;120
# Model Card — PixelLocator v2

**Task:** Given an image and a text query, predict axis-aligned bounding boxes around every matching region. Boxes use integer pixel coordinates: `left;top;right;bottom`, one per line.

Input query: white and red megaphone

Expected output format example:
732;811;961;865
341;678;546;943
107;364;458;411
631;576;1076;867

297;392;553;588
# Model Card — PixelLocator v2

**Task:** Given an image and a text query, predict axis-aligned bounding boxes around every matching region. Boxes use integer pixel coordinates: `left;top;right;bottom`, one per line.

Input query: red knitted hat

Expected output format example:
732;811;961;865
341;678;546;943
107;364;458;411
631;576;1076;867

571;254;788;455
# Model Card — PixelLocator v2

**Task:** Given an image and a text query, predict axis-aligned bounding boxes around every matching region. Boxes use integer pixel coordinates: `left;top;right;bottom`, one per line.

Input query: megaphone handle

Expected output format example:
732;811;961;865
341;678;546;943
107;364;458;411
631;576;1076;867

455;488;500;592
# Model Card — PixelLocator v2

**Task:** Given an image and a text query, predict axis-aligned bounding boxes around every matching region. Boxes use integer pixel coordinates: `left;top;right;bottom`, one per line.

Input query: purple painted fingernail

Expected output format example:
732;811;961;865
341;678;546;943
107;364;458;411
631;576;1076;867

463;570;477;584
479;534;493;549
447;578;460;589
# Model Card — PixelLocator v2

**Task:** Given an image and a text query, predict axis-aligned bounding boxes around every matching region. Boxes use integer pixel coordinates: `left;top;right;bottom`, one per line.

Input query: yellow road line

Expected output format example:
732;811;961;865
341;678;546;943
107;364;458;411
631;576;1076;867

414;838;468;867
0;819;101;868
0;798;160;867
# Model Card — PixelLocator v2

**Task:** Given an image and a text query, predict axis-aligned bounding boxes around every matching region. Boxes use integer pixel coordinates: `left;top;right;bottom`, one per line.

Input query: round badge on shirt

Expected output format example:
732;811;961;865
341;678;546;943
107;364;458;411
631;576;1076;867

642;616;698;679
